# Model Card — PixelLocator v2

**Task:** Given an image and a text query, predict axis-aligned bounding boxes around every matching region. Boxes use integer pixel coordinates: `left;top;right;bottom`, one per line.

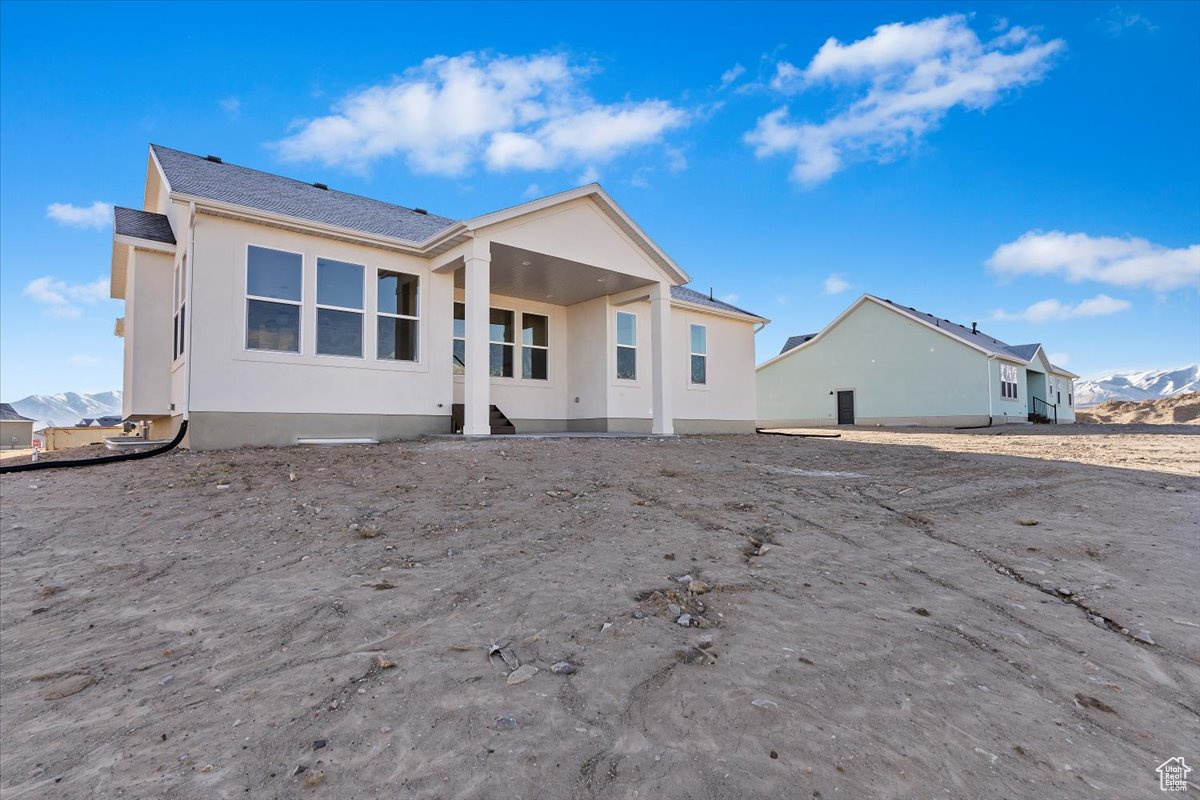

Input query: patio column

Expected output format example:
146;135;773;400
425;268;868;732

649;282;674;435
463;240;491;436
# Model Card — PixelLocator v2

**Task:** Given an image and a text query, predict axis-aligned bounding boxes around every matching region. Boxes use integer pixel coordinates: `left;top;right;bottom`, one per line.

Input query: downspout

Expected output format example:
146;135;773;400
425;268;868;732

183;202;196;430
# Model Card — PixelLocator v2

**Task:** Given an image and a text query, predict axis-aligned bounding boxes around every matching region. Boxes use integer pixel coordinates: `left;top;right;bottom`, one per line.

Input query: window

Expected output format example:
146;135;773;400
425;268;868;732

315;258;364;357
490;308;515;377
1000;363;1018;400
452;302;465;374
246;245;302;352
522;313;549;380
616;311;637;380
172;255;187;361
377;269;419;361
1068;392;1073;407
689;324;707;385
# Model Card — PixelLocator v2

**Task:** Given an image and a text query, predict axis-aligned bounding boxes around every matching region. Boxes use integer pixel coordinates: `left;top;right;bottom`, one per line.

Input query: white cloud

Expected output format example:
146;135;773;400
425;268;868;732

274;52;689;176
720;292;739;303
746;15;1064;186
68;354;104;367
992;293;1131;323
46;201;112;229
823;273;850;294
576;165;601;184
521;183;542;199
220;96;242;118
988;231;1200;291
719;63;746;90
1099;6;1156;36
23;276;110;319
1048;352;1069;366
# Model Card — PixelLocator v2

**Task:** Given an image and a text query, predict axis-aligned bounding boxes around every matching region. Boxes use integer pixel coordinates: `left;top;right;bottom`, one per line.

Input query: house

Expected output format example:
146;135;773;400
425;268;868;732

0;403;36;449
756;294;1078;428
111;145;767;449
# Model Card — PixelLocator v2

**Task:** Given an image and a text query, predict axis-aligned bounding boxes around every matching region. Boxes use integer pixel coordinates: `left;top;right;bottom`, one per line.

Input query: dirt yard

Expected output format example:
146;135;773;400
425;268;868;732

2;426;1197;799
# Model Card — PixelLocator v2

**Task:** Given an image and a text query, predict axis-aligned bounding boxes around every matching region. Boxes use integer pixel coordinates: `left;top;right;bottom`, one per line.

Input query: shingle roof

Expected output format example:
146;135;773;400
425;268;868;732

151;145;459;244
779;333;818;355
670;285;765;320
114;206;176;244
873;296;1039;362
0;403;34;422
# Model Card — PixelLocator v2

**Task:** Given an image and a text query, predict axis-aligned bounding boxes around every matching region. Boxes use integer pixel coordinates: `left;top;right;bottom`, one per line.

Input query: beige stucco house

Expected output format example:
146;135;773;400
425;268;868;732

111;145;767;449
0;403;36;449
756;295;1078;428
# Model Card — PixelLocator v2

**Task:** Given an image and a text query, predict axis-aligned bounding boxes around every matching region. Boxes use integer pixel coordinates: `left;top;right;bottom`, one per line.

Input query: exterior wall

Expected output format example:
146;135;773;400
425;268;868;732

1050;373;1077;423
671;305;758;426
566;296;609;422
1;420;34;449
123;249;173;418
757;299;995;427
986;357;1029;424
187;215;455;438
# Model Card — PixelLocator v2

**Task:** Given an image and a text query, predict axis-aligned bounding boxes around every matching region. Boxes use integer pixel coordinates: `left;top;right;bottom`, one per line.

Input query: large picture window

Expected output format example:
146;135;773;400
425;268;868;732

490;308;514;377
1000;363;1019;400
246;245;301;352
522;313;549;380
377;269;419;361
616;311;637;380
689;323;707;385
316;258;364;357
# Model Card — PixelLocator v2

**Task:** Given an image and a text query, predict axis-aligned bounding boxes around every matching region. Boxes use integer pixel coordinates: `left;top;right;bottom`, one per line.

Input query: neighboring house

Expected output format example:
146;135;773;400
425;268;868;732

0;403;36;449
111;145;767;449
756;295;1078;428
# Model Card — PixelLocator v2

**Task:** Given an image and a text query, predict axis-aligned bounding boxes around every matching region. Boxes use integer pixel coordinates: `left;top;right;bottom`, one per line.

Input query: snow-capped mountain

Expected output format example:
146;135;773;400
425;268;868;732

1075;366;1200;406
6;391;123;429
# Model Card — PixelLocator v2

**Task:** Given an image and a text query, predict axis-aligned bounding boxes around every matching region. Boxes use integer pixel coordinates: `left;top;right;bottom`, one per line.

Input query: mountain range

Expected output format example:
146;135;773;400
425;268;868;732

1074;365;1200;407
7;391;123;429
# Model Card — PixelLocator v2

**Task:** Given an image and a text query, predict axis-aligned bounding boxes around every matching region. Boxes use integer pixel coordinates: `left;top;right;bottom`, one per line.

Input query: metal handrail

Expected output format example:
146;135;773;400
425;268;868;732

1031;395;1057;423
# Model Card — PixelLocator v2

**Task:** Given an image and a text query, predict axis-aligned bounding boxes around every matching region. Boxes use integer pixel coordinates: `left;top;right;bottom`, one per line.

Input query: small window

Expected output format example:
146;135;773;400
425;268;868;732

999;363;1018;400
490;308;514;377
377;270;419;362
1068;392;1072;407
452;301;465;374
616;311;637;380
522;313;549;380
173;256;187;361
246;246;301;352
689;324;707;385
316;258;364;357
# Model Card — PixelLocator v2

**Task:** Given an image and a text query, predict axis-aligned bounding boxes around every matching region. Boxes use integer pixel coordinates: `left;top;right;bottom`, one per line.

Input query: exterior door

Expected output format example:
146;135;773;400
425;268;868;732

836;390;855;425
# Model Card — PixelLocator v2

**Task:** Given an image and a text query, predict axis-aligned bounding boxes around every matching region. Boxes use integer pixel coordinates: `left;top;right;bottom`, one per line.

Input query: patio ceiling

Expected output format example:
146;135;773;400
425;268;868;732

451;243;655;305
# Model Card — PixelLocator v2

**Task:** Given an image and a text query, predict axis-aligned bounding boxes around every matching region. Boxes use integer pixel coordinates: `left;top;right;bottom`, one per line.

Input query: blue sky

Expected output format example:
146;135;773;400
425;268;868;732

1;0;1197;400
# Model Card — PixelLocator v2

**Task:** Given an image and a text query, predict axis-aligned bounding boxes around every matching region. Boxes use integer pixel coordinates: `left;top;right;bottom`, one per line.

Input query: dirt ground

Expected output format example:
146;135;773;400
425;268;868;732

1;426;1197;799
1076;392;1200;426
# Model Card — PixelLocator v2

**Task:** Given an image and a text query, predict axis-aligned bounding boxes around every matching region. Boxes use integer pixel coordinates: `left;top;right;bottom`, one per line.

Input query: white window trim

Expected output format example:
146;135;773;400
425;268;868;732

374;268;420;363
172;254;187;366
999;363;1019;402
688;322;708;388
520;311;550;381
615;310;638;382
245;242;305;356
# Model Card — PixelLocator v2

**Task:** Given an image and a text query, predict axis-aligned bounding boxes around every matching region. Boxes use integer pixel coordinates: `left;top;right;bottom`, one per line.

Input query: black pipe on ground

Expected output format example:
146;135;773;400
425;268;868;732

0;421;188;474
755;428;842;438
954;417;995;430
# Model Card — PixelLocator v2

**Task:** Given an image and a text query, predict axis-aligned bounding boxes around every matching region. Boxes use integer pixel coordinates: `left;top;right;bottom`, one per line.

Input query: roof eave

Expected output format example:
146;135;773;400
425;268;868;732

671;297;768;324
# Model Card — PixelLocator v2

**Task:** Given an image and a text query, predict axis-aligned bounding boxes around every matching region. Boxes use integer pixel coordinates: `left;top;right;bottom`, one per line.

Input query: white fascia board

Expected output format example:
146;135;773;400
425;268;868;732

113;234;177;255
671;298;769;324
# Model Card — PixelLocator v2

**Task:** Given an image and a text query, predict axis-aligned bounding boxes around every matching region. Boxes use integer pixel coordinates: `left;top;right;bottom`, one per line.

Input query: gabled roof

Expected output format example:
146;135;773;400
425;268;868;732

114;206;175;244
760;294;1079;375
0;403;34;422
779;333;818;355
670;285;766;321
151;145;459;245
875;297;1035;362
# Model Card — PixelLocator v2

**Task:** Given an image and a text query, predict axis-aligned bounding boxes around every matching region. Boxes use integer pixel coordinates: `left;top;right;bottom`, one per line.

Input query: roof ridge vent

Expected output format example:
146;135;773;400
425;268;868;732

312;182;329;190
205;154;223;164
413;208;428;215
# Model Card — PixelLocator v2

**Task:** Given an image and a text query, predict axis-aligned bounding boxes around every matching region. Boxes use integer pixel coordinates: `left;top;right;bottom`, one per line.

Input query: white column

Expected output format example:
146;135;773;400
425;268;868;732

649;282;674;435
463;240;491;436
